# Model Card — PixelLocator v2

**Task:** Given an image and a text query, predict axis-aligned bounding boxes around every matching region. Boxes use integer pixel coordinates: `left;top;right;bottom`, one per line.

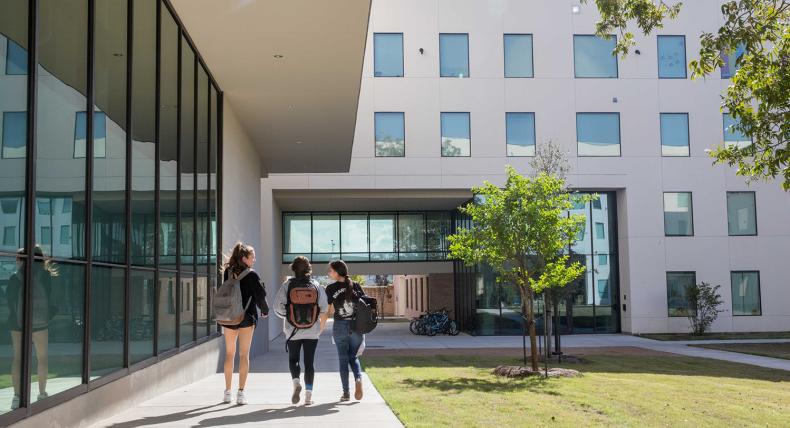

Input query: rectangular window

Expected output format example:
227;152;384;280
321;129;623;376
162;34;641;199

505;112;535;156
37;199;51;215
663;192;693;236
441;112;471;156
74;111;107;158
660;113;690;156
598;254;608;265
0;198;17;214
40;226;51;245
667;272;696;317
727;192;757;236
657;35;687;78
60;225;71;245
3;226;15;246
595;222;605;239
731;271;761;316
375;112;405;157
374;33;404;77
573;35;618;78
504;34;533;78
5;38;27;75
723;113;751;148
721;43;745;78
440;33;469;78
576;113;620;156
1;111;26;158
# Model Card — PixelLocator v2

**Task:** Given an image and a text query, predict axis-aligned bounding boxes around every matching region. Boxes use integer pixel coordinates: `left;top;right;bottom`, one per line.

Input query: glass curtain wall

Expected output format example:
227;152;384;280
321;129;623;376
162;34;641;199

453;192;619;335
0;0;222;421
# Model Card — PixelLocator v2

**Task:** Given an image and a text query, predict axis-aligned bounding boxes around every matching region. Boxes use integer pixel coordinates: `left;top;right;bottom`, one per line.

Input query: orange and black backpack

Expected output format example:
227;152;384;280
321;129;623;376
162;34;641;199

284;277;320;351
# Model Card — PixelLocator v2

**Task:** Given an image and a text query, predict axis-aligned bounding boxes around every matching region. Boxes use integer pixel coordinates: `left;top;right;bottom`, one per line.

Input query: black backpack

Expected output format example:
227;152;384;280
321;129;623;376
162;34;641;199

353;295;378;334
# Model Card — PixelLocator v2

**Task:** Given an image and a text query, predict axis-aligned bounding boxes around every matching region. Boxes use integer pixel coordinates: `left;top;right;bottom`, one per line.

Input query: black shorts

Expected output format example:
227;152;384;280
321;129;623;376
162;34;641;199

222;317;256;330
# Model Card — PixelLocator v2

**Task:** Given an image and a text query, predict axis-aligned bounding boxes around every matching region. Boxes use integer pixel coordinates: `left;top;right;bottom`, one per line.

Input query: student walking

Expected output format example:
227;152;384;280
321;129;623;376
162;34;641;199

218;243;268;405
274;256;328;406
325;260;365;401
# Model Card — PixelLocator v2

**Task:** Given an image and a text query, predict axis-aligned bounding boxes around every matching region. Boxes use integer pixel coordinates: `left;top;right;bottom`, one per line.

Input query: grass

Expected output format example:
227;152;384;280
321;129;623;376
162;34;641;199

362;353;790;428
637;332;790;341
691;343;790;361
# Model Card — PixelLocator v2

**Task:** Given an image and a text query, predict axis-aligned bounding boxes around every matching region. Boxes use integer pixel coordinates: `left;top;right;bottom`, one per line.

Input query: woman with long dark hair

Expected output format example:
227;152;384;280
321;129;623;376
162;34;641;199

326;260;365;401
220;242;268;405
274;256;328;406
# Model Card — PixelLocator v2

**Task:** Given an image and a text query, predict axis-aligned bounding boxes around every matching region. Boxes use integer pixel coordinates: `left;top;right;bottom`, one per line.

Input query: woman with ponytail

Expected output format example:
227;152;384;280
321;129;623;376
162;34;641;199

326;260;366;401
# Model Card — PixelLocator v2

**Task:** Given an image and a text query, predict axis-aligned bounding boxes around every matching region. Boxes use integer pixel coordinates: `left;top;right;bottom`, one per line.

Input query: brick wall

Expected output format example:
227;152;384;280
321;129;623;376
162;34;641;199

428;273;455;319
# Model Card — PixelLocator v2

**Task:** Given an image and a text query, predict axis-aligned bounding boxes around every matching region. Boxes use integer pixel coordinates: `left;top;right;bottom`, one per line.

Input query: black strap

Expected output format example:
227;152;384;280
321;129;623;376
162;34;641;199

285;327;298;352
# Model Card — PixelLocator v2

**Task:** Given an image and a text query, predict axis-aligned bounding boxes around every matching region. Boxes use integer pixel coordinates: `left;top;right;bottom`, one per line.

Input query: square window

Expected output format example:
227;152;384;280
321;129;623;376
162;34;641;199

731;271;761;316
5;38;28;75
1;198;18;214
657;35;687;78
2;111;26;159
374;33;404;77
505;112;535;156
723;113;751;148
721;43;746;78
727;192;757;236
375;112;405;157
576;113;620;156
667;272;696;317
573;35;618;78
592;198;602;210
663;192;694;236
660;113;690;156
74;111;107;158
440;34;469;78
37;199;51;215
504;34;533;78
598;254;608;265
3;226;16;246
441;112;470;156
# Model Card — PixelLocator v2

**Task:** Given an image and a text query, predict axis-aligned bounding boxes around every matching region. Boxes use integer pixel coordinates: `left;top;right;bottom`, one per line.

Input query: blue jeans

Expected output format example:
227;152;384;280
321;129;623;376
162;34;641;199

332;319;363;394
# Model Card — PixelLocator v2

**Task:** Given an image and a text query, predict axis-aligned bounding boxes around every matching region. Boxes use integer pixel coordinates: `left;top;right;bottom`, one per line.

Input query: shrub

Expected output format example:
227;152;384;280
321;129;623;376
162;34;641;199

687;282;724;335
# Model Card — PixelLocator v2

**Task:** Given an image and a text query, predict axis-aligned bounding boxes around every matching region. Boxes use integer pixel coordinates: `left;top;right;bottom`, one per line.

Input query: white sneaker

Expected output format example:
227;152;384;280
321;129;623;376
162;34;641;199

236;390;247;405
291;379;302;405
223;390;232;404
304;391;313;406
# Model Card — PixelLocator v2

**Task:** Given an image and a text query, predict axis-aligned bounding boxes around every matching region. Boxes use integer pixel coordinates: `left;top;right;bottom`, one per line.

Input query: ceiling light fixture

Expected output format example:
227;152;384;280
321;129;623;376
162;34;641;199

572;5;581;14
273;54;284;59
295;141;303;145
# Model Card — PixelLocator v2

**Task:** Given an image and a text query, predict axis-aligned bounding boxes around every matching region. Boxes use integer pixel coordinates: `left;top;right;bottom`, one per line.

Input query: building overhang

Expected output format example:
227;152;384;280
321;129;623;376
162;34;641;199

171;0;371;175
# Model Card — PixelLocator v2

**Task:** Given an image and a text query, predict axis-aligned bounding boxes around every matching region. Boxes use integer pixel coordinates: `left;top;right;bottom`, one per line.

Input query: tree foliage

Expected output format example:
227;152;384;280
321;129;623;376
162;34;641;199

448;166;593;370
582;0;790;190
687;281;725;335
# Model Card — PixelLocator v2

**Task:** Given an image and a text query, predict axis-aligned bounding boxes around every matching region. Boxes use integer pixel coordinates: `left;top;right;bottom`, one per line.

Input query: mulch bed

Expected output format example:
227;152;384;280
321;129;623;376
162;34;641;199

363;346;672;358
493;365;582;378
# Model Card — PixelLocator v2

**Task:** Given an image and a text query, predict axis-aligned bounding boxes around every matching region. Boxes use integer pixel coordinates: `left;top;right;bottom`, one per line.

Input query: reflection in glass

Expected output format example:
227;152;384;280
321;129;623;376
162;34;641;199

180;37;195;267
196;275;208;338
373;33;403;77
370;214;397;261
375;112;405;157
660;113;689;156
341;213;368;261
158;271;177;352
506;112;535;157
721;43;745;78
180;274;194;345
36;0;88;260
197;68;209;267
93;0;127;264
657;35;686;78
726;192;757;236
663;192;693;236
159;10;179;269
1;256;24;413
723;113;751;148
576;113;620;156
130;270;155;363
209;86;218;266
439;34;469;78
312;214;339;262
667;272;695;317
30;260;84;403
504;34;533;78
441;112;471;157
426;212;451;259
2;111;27;159
283;214;311;261
398;213;425;260
90;266;124;379
573;35;618;78
131;0;157;266
731;272;761;316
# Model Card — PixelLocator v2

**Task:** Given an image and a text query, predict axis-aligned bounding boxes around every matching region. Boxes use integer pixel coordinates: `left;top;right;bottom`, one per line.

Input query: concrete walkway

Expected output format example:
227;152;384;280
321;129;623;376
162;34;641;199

91;324;403;428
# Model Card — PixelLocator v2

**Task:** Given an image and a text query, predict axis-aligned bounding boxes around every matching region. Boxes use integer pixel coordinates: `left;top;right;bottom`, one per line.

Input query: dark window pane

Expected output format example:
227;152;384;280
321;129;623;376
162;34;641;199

574;35;617;78
506;112;535;156
180;274;194;344
30;261;84;403
504;34;533;77
159;10;179;269
209;86;218;265
667;272;695;317
196;275;208;338
131;0;157;266
180;37;195;267
576;113;620;156
0;256;24;413
158;271;177;352
731;272;761;316
130;269;155;363
90;265;124;379
36;0;88;260
660;113;689;156
373;33;403;77
657;35;686;78
197;67;209;266
440;34;469;78
727;192;757;236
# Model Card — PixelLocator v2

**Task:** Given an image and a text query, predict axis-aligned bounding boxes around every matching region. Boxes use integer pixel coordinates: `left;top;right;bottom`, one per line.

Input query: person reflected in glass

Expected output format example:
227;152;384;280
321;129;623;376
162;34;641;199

7;247;56;408
326;260;366;402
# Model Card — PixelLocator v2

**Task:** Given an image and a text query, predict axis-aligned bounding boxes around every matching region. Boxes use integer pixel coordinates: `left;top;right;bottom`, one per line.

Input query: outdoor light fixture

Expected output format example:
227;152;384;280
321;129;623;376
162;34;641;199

572;5;581;14
419;48;424;54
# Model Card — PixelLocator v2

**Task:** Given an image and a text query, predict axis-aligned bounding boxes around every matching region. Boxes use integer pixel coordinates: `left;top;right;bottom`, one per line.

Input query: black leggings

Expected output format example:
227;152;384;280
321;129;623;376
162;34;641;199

288;339;318;387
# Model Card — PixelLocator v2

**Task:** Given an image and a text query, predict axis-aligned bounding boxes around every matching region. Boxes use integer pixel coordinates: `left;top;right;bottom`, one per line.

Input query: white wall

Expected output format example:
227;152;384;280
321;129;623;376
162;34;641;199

262;0;790;334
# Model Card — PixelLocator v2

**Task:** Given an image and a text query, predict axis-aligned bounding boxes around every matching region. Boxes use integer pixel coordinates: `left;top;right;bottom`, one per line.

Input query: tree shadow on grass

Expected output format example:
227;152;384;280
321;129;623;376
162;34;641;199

402;375;561;396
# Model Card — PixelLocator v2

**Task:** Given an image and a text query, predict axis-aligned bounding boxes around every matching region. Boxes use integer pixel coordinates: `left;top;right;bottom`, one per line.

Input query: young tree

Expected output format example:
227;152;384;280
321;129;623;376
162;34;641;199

448;166;591;371
687;282;725;335
582;0;790;190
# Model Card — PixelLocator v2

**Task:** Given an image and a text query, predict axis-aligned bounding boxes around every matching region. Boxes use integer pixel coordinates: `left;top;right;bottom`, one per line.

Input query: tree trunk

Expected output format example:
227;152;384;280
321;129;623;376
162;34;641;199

525;288;539;371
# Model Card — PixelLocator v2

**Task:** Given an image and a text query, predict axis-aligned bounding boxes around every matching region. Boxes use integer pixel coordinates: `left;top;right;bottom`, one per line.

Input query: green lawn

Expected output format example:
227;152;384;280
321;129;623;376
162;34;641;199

691;343;790;361
362;353;790;428
637;332;790;341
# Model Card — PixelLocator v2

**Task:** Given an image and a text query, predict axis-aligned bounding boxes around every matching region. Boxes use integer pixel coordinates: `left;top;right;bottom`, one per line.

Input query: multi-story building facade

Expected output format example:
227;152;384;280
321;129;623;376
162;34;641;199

260;0;790;338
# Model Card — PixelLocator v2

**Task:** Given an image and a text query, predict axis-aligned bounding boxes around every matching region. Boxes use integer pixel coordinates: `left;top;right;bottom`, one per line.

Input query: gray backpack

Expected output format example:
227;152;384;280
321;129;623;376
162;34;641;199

214;269;252;326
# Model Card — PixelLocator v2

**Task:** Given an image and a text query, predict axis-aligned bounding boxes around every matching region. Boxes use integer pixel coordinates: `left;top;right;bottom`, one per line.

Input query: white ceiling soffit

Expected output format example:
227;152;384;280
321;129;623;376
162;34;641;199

171;0;371;174
273;189;473;211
